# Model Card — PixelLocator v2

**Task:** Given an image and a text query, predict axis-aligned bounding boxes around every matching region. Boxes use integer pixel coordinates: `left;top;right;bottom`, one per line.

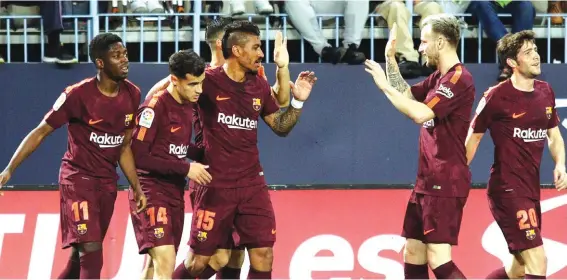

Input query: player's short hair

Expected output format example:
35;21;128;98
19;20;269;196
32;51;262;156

168;49;206;79
497;30;536;66
89;33;123;62
221;20;261;59
421;14;460;48
206;17;232;44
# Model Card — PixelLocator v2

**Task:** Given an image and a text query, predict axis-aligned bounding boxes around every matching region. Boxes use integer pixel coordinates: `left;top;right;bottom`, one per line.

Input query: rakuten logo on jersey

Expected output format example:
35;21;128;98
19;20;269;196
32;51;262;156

169;144;188;159
513;128;547;142
217;112;258;131
89;132;124;148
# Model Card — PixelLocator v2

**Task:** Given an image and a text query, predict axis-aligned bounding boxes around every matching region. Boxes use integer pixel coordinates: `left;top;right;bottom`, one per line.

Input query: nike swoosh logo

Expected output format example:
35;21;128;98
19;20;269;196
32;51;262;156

271;229;276;234
89;119;103;125
216;96;230;101
424;229;435;235
513;112;526;119
171;127;181;133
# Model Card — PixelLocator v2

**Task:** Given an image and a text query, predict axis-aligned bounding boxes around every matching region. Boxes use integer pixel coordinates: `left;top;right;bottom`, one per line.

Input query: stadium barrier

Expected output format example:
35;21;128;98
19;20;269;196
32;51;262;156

0;188;566;279
1;0;567;63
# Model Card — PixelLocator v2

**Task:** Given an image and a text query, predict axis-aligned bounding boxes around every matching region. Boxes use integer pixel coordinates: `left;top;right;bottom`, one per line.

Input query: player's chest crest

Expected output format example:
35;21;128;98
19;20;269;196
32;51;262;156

503;98;550;128
87;99;134;132
214;94;262;120
167;113;192;144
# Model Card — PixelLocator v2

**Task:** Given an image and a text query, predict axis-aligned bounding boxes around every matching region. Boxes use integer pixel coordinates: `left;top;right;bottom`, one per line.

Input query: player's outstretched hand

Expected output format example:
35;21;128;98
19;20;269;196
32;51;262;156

133;188;147;213
290;71;317;102
273;31;289;69
554;165;567;191
188;162;212;185
385;22;398;59
364;60;388;89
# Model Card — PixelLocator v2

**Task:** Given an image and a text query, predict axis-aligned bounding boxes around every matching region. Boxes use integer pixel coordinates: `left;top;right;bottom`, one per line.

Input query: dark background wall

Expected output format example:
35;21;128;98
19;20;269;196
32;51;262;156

1;63;566;186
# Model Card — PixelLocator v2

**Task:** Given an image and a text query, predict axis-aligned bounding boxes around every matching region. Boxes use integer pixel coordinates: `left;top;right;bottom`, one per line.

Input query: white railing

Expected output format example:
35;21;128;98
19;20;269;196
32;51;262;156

0;0;566;63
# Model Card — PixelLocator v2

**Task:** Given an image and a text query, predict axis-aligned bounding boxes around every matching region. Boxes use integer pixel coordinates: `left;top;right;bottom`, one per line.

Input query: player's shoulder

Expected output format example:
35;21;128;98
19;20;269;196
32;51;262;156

123;79;142;97
63;77;96;96
140;89;167;110
440;64;473;88
534;79;554;94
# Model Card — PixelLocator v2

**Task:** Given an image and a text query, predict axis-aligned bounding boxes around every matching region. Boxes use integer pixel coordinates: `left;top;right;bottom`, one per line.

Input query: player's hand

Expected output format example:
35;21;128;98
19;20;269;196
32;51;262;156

273;31;289;68
133;188;147;213
554;165;567;191
0;170;11;196
290;71;317;102
188;162;212;185
385;22;398;59
364;60;388;89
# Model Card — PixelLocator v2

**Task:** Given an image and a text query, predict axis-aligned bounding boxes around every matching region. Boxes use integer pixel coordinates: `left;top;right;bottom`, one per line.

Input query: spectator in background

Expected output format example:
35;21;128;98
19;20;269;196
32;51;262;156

2;1;77;64
466;0;535;80
230;0;273;16
130;0;165;14
375;0;443;78
285;0;367;65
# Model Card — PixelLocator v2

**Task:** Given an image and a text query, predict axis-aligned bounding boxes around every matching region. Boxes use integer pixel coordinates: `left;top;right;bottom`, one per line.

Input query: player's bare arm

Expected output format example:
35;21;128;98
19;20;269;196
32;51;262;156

118;128;147;212
263;71;317;136
547;126;567;190
365;60;435;124
465;128;484;166
272;31;291;107
0;120;55;187
384;23;414;100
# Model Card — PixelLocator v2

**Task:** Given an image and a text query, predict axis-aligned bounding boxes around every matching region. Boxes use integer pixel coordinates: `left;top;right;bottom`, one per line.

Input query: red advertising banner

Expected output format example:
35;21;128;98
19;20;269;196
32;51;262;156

1;189;567;279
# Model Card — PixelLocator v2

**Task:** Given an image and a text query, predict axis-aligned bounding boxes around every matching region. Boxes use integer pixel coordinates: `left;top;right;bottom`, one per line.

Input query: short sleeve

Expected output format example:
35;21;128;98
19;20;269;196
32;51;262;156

133;105;161;144
423;67;473;120
547;86;560;129
192;103;204;148
410;74;435;102
127;83;142;129
471;92;497;133
261;79;280;117
44;90;81;129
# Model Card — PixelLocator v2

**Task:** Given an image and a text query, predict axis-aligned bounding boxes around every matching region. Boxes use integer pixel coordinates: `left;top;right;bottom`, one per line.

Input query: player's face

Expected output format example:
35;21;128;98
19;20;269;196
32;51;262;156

514;41;541;78
102;42;129;81
418;25;439;69
236;35;264;74
173;73;205;103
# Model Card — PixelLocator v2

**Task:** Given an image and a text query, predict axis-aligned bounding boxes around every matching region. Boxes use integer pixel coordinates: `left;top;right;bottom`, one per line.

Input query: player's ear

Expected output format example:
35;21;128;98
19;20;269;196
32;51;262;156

95;58;104;69
170;75;179;86
215;38;222;50
232;45;242;58
506;57;518;69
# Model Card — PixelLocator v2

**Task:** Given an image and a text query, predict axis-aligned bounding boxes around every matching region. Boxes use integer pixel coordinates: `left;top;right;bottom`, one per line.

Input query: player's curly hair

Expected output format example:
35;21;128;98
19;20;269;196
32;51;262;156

88;33;123;62
497;30;536;69
168;49;206;79
221;20;261;59
206;17;233;45
421;14;461;49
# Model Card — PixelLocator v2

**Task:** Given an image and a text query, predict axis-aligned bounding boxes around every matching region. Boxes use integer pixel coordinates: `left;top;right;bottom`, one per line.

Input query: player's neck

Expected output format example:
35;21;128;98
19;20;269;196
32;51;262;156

510;73;535;92
96;73;120;97
210;51;224;68
438;52;461;76
223;60;247;83
166;82;184;104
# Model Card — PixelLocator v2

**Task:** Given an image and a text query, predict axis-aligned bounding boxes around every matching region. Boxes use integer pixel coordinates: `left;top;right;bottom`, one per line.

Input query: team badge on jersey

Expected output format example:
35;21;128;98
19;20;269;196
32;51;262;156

154;227;164;238
252;98;261;111
77;224;87;235
139;108;155;128
546;107;552;119
525;229;536;240
125;114;133;127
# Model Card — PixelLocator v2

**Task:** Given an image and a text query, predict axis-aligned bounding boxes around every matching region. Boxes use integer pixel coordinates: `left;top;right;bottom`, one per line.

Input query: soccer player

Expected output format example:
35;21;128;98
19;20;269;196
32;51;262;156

466;30;567;279
364;15;474;278
170;20;317;280
0;33;147;279
129;50;213;279
146;18;294;279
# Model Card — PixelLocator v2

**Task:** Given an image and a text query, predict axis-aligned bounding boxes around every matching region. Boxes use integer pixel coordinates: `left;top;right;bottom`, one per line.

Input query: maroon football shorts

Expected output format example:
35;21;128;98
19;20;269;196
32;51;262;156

188;184;276;256
401;191;467;245
59;179;117;249
130;186;185;254
488;195;543;253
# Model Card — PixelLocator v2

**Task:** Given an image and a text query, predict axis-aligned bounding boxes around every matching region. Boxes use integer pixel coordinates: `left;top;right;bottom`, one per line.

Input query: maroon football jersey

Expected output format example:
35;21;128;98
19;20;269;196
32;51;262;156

195;66;280;188
410;64;476;197
471;79;559;200
132;89;200;197
44;77;141;184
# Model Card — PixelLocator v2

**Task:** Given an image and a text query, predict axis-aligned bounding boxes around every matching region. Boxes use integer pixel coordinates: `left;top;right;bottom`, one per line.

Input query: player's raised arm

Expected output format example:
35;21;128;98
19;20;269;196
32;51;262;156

271;31;291;108
263;71;317;137
384;23;415;100
365;60;436;124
